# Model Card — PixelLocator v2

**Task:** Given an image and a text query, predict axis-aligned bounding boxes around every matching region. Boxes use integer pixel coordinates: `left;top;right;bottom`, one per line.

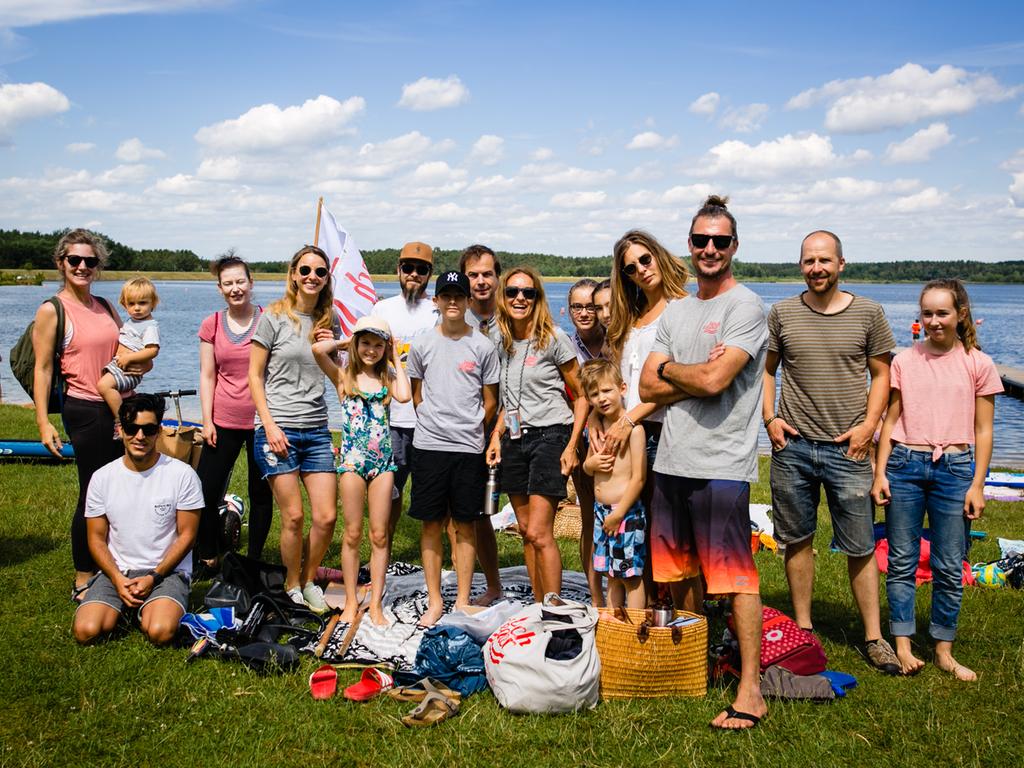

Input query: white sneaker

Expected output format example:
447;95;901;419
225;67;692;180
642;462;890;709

302;581;328;613
286;586;305;607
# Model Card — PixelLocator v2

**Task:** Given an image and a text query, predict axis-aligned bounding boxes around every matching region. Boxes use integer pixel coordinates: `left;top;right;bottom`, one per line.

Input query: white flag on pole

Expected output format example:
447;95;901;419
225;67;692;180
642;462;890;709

318;202;376;336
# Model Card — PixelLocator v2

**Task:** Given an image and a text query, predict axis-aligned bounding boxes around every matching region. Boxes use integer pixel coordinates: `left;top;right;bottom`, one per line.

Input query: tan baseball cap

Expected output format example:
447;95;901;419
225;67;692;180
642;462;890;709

352;315;391;341
399;241;433;264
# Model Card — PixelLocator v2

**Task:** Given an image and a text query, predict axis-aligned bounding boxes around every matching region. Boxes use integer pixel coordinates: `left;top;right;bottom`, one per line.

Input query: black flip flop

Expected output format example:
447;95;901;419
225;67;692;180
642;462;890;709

712;705;762;730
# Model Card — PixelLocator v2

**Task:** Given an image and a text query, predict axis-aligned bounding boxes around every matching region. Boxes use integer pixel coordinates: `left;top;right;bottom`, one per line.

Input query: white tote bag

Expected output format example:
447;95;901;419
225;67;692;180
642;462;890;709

484;594;600;714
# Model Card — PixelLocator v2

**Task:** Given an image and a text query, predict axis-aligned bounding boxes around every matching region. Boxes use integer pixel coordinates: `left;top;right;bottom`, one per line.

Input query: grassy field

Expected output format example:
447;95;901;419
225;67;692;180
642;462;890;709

1;403;1022;768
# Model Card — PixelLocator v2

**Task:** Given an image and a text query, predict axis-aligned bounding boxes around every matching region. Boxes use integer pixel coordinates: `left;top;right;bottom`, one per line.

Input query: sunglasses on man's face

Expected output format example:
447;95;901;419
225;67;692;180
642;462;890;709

504;286;538;300
64;255;100;269
123;421;161;437
690;233;735;250
621;253;654;277
296;265;329;278
400;261;431;276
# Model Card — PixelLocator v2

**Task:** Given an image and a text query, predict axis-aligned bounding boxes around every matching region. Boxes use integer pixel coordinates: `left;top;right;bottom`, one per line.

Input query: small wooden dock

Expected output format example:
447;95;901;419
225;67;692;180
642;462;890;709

998;363;1024;401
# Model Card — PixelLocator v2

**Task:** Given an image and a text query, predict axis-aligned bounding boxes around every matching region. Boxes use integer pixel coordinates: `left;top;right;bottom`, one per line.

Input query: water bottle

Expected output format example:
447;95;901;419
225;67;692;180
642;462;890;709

483;466;500;516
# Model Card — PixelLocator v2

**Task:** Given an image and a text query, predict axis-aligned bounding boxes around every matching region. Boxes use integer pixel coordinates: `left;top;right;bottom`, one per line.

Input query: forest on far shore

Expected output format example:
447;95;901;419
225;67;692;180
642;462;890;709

3;228;1023;283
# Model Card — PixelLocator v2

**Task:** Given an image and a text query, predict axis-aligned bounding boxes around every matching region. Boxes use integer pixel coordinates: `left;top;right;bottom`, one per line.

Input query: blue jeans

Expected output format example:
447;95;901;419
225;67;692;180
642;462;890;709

884;444;974;642
769;435;875;556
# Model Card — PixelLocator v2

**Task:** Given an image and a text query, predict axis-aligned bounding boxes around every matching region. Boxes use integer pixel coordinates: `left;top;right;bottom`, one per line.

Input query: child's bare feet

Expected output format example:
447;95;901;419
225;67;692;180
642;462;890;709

453;603;484;616
935;654;976;681
471;587;502;607
896;648;925;676
418;603;444;628
368;605;390;627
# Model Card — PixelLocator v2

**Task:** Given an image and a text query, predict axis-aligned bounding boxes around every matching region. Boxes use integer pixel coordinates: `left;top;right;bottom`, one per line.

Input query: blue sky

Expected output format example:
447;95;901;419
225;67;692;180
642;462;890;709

1;1;1022;262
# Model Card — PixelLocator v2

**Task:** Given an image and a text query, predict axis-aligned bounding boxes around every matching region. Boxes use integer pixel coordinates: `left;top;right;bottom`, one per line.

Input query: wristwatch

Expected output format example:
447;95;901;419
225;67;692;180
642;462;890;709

146;570;164;587
657;361;670;382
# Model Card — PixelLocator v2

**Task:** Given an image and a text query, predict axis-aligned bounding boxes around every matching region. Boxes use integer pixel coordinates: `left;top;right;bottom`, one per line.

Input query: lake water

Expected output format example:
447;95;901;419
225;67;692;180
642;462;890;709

3;279;1023;467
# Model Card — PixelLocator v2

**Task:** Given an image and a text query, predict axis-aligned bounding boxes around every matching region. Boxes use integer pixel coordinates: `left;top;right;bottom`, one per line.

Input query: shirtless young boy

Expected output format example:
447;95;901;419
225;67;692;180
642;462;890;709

581;359;647;609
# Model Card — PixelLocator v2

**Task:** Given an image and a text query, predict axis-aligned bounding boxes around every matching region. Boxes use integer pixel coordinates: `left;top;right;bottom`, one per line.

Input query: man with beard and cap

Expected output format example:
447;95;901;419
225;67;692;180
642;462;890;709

763;230;900;676
370;241;439;543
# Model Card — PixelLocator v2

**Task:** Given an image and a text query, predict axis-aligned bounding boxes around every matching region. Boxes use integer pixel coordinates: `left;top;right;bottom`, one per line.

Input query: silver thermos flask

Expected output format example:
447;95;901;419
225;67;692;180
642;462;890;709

484;466;500;516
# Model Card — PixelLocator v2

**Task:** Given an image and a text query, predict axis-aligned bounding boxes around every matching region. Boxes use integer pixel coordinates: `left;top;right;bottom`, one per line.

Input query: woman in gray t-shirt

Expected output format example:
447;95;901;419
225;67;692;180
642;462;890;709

485;266;589;601
248;245;338;614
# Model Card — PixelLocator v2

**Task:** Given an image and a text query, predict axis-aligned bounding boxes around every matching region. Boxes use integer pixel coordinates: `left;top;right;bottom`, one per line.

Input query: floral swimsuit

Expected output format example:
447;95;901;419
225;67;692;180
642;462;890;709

338;386;396;481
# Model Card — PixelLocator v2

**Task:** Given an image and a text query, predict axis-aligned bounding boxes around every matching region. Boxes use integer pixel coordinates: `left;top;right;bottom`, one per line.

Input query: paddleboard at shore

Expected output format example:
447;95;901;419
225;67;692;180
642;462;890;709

985;472;1024;489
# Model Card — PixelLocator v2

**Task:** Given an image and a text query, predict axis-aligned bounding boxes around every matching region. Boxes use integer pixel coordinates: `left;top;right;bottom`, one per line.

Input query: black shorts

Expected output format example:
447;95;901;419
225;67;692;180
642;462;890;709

499;424;570;499
408;448;487;523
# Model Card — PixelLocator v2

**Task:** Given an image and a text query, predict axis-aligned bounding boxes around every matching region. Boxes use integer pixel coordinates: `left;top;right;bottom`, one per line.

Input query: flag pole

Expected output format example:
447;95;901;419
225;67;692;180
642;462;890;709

313;196;323;247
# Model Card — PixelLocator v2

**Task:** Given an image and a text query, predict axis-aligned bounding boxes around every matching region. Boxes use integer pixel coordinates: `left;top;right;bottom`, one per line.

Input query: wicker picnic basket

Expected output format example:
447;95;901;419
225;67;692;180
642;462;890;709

553;504;582;540
595;608;708;698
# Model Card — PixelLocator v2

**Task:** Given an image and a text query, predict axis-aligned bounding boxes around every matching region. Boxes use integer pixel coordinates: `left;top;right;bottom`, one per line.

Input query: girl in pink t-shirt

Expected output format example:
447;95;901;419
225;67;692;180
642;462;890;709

194;256;272;566
872;279;1002;682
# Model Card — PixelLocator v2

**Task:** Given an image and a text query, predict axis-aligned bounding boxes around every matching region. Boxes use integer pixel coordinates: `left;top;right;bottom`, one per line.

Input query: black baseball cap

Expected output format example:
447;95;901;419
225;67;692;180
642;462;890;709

434;270;470;297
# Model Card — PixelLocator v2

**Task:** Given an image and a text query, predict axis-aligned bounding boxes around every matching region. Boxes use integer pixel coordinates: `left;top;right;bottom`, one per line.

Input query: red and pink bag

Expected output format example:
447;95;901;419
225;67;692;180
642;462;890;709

722;606;827;676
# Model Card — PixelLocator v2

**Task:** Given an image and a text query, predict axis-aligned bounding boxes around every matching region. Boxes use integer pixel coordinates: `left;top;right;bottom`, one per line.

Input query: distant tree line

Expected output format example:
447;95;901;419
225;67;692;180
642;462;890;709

0;229;202;272
3;229;1023;283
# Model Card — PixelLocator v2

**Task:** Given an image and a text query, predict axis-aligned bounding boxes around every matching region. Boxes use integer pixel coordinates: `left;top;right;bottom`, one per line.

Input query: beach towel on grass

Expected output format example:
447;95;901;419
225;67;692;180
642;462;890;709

301;563;591;670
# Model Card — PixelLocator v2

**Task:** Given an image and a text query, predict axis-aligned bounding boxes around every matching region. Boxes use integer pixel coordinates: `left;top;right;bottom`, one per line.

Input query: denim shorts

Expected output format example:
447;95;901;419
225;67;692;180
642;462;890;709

253;425;335;478
769;435;875;557
499;424;571;499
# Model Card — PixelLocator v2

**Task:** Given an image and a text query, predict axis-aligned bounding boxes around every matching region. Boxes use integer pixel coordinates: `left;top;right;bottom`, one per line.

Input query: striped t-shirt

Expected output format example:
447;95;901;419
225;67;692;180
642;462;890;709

768;293;895;442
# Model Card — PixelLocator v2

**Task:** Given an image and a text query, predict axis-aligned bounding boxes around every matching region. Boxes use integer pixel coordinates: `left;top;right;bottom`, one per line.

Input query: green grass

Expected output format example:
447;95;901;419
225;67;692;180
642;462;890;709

1;403;1022;768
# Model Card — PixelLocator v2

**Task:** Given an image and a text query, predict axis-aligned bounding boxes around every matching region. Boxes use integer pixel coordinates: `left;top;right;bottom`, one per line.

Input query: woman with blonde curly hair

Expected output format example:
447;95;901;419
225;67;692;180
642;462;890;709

248;245;339;612
486;266;589;600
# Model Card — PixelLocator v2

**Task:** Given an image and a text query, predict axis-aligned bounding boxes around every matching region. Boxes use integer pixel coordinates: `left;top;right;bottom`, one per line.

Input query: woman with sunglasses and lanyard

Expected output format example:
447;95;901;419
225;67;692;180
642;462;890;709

249;245;339;612
32;229;144;603
194;254;273;568
486;266;589;601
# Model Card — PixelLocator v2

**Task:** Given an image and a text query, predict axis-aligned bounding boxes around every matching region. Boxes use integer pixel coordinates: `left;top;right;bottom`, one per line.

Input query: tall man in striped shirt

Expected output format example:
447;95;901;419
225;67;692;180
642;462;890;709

763;230;900;674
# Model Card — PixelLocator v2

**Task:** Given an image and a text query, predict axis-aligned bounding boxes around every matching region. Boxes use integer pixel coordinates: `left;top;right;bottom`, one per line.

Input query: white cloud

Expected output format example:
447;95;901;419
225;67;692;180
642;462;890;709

0;82;69;141
519;162;615;188
396;161;468;198
1011;173;1024;206
700;133;856;179
197;156;243;181
550;191;607;208
626;131;678;150
662;184;714;205
195;95;365;151
66;142;95;154
115;137;165;162
416;202;471;220
720;103;769;133
891;187;948;212
466;174;517;195
328;131;454;181
150;173;206;195
885;122;954;163
787;63;1020;133
689;92;720;117
65;189;123;211
469;134;504;165
96;163;150;184
0;1;220;28
398;75;469;111
531;147;554;161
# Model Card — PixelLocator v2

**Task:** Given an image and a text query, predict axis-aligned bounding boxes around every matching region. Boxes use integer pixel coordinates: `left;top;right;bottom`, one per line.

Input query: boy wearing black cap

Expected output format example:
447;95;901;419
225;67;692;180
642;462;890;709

406;271;501;626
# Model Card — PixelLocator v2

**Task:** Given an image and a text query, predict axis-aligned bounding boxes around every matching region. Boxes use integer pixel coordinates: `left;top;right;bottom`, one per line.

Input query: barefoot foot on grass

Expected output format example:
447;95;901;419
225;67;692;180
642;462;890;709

897;649;926;676
935;655;976;681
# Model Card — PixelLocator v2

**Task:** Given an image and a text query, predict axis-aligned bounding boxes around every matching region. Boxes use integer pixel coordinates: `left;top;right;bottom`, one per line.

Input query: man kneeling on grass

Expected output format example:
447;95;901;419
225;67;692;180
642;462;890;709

72;393;204;645
407;270;500;626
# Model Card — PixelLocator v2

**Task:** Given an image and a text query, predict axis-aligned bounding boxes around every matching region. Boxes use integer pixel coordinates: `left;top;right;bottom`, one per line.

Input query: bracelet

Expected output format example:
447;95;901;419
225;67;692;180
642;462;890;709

623;414;636;428
764;416;778;428
146;569;164;587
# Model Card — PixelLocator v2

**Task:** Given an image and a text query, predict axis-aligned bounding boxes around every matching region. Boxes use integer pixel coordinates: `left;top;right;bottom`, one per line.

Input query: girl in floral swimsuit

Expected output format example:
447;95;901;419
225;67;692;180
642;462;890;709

313;315;411;626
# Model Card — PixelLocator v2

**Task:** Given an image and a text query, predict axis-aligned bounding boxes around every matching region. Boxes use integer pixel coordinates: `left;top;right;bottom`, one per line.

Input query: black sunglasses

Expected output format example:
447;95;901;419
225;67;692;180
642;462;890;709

64;255;100;268
621;253;654;277
690;233;734;250
504;286;538;300
400;261;431;276
123;421;161;437
297;265;329;278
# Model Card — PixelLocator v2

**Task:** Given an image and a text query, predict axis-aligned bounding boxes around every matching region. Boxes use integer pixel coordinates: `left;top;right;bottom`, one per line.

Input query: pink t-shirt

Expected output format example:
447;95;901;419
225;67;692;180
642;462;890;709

59;294;120;401
890;343;1003;459
198;308;262;430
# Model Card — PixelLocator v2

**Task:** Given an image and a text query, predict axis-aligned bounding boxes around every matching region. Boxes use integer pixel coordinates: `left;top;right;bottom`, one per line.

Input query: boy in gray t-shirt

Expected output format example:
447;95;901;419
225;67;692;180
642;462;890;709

406;271;500;626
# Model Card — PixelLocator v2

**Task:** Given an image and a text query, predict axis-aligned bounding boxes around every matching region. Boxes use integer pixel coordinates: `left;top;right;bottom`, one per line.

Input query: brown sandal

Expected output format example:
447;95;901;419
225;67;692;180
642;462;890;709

401;692;459;727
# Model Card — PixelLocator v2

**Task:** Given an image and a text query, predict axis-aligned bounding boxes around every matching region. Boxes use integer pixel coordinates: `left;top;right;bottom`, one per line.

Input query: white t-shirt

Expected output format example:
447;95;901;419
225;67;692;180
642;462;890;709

119;316;160;352
85;454;205;578
621;319;664;424
370;295;439;428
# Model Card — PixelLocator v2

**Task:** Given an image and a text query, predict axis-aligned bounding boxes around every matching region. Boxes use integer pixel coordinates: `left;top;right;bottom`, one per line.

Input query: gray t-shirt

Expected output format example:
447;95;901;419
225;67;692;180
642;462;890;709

119;316;160;352
493;327;576;428
651;284;768;483
251;309;333;429
407;327;500;453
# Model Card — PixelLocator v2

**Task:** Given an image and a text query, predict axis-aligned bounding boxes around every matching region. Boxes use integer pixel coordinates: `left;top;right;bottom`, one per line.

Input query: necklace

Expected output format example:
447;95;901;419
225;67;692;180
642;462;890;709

502;338;530;411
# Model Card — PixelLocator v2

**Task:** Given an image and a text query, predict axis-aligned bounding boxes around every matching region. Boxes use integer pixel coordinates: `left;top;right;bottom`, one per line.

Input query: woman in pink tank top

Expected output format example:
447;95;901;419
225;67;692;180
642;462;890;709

31;229;141;601
194;255;272;569
872;279;1002;682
